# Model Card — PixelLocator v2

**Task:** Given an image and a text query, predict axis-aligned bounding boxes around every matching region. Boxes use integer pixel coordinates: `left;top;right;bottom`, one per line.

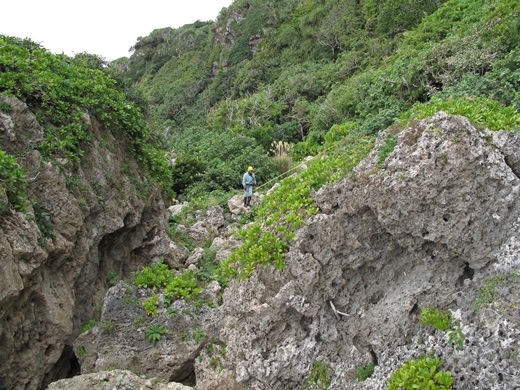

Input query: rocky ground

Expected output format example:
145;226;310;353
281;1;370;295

54;112;520;389
2;96;519;389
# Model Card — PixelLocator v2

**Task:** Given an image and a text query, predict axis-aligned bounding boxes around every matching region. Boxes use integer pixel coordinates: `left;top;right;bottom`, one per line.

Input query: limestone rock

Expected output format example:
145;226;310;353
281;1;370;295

167;203;187;219
228;194;248;214
0;95;176;390
186;247;205;266
47;369;191;390
204;205;225;230
215;239;242;263
218;112;520;389
74;283;222;384
177;221;212;246
228;194;259;214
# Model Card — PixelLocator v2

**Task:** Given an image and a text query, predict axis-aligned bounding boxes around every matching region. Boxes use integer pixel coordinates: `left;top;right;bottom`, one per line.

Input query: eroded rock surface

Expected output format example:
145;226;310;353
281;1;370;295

47;369;191;390
0;96;180;390
218;112;520;389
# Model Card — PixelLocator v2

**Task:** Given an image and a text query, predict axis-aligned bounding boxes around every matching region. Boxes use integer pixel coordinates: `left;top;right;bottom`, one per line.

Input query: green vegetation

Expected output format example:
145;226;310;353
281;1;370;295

378;134;398;168
132;259;202;303
0;150;28;212
76;346;86;357
420;307;453;331
101;319;117;334
143;295;159;316
0;35;173;200
220;131;373;279
134;315;147;329
387;355;453;390
145;323;170;346
80;319;98;333
475;272;520;311
306;360;333;390
105;272;120;286
355;362;375;382
420;307;465;349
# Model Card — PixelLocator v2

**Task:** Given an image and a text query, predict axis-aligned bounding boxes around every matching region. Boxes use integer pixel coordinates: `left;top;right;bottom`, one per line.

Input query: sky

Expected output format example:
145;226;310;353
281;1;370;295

1;0;235;61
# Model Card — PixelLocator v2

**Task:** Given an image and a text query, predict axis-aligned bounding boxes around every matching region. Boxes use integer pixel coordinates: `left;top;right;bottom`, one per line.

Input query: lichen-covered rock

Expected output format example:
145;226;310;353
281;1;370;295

218;112;520;389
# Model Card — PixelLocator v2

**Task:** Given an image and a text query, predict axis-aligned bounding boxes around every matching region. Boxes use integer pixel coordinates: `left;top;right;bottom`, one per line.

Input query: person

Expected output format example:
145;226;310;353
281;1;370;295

242;166;257;207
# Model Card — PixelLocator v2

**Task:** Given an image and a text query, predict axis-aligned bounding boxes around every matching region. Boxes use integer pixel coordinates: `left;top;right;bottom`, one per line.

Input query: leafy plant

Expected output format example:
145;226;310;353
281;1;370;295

306;360;333;390
105;271;119;286
219;344;227;359
101;319;117;334
145;323;170;346
143;295;160;316
387;355;453;390
193;327;206;342
33;202;55;247
475;275;505;310
378;134;398;168
164;270;202;302
132;259;173;290
0;150;28;212
76;346;86;357
356;362;375;382
0;101;12;113
80;319;98;333
420;307;452;331
134;315;147;329
0;36;173;194
401;96;520;132
420;307;465;349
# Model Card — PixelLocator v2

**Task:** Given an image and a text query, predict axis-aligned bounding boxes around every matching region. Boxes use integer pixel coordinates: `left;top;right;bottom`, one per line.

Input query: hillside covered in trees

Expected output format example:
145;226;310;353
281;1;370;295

2;0;520;389
113;0;520;203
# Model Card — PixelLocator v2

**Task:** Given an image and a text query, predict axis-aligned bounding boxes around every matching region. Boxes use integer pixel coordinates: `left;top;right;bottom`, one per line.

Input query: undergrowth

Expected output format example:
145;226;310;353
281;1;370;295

219;131;374;279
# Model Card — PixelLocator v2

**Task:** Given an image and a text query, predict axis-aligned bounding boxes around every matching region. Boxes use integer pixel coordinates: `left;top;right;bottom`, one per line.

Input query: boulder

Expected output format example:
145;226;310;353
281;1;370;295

228;195;248;214
228;194;259;214
73;283;221;384
167;203;187;219
204;205;225;230
186;247;205;266
215;240;242;263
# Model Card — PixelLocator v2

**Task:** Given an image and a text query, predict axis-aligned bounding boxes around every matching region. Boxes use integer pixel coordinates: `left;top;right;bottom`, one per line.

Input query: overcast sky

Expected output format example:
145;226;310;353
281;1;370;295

1;0;235;61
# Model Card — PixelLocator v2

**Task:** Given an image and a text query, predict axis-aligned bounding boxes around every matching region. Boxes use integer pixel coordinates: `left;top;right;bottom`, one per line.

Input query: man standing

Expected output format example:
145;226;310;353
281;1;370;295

242;166;257;208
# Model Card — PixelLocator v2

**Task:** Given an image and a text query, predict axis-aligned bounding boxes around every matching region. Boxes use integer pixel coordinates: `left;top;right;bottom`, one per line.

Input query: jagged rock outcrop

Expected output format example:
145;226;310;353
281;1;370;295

0;95;181;390
217;112;520;389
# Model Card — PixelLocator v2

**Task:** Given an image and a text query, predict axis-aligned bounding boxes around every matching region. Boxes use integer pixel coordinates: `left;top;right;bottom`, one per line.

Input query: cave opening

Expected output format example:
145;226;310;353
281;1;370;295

170;359;196;386
40;345;81;390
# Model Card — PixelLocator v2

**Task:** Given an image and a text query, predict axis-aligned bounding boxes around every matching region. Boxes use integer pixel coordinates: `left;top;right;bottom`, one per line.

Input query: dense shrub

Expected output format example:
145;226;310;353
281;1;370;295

0;35;172;194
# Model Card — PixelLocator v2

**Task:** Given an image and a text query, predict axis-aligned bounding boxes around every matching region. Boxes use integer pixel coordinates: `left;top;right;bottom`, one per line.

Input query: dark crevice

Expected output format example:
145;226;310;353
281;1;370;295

369;346;379;366
170;359;196;386
39;345;80;390
457;262;475;286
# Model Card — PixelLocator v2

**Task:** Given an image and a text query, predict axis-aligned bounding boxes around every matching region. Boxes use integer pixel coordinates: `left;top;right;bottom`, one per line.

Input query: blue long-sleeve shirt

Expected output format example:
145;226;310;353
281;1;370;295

242;172;257;187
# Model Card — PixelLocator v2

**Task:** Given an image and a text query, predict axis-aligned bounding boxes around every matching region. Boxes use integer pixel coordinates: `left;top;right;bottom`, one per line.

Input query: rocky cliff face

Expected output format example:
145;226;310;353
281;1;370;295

56;112;520;389
0;95;183;390
218;112;520;389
